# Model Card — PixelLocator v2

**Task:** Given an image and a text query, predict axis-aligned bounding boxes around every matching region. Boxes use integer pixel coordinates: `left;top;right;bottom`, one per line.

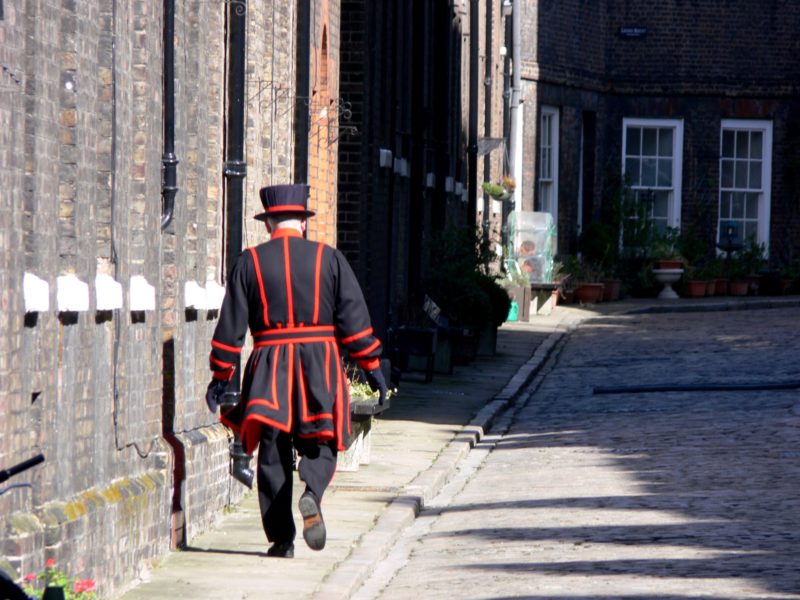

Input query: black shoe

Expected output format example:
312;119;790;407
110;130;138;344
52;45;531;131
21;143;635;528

266;541;294;558
299;491;326;551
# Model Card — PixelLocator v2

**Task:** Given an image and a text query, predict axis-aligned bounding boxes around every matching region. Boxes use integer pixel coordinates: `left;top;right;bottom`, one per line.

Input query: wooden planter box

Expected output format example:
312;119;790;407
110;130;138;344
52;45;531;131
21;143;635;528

506;285;532;322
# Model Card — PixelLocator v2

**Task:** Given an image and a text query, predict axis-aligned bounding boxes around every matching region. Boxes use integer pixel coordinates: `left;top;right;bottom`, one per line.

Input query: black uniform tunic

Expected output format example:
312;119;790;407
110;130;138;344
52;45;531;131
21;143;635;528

210;228;382;455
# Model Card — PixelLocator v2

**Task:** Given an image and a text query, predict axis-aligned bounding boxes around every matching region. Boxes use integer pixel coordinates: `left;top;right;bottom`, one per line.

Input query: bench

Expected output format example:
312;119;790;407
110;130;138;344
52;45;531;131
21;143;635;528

337;396;391;472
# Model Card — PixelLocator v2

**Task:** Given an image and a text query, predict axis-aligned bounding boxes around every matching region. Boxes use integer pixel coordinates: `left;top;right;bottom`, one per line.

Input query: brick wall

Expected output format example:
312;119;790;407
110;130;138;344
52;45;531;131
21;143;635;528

0;1;300;597
520;0;800;262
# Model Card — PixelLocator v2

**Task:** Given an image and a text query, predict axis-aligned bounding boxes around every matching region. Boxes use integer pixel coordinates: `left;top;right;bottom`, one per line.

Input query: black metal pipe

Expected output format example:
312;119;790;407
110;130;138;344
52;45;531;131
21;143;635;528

467;0;479;223
294;0;310;183
224;0;247;280
223;0;251;488
161;0;178;230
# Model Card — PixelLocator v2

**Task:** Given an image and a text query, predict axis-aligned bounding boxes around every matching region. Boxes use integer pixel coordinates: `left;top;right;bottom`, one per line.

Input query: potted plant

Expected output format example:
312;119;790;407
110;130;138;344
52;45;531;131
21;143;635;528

481;175;516;201
502;259;533;321
562;256;604;304
650;227;685;270
682;264;708;298
738;236;767;295
727;256;749;296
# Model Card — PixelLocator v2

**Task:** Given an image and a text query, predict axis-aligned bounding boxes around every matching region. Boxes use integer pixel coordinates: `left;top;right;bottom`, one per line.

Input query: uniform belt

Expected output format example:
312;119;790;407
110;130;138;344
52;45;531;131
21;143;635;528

252;325;336;347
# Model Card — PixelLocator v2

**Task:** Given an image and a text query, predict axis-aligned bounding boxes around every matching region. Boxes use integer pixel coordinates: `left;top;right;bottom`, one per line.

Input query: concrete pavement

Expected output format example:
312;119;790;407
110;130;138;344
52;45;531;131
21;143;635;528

352;302;800;599
118;296;800;599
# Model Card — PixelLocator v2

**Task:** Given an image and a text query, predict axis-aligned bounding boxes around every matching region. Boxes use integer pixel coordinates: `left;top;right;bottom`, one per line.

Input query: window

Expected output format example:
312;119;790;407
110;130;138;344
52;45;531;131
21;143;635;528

538;107;559;220
622;118;684;234
718;120;772;248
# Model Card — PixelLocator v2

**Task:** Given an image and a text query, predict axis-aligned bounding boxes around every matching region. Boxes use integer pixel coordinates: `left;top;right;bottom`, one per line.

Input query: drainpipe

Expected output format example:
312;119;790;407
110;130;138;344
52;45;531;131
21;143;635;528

507;0;521;177
222;0;253;489
295;0;310;183
467;0;479;222
161;0;178;230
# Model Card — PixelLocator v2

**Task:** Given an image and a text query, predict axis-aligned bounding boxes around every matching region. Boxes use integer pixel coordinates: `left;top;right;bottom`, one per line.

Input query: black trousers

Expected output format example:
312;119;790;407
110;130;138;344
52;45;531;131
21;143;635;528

256;426;337;544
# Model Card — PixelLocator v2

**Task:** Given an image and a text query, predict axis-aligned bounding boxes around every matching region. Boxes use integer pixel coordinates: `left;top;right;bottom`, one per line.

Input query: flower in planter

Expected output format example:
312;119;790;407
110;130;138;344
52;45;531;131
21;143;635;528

481;176;515;200
22;560;97;600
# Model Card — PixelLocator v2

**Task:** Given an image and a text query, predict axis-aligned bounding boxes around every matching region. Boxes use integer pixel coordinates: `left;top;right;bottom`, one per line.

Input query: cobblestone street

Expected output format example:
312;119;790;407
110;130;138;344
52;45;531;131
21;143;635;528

355;307;800;599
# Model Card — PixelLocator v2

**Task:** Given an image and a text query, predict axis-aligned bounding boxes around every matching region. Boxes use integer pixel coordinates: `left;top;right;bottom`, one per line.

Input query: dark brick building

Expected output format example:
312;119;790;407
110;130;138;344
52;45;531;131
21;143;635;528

518;0;800;267
338;0;508;335
0;1;341;596
1;0;509;596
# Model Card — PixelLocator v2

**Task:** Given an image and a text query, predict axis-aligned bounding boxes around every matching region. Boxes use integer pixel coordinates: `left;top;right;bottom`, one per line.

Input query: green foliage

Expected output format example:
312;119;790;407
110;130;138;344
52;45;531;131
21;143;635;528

481;181;506;198
578;221;615;271
737;236;767;274
424;226;504;330
649;227;684;261
474;272;512;328
22;560;96;600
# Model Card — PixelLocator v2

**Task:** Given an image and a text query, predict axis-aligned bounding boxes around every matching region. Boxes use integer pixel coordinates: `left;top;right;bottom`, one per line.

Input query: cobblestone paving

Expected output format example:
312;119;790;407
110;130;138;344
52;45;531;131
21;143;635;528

359;308;800;599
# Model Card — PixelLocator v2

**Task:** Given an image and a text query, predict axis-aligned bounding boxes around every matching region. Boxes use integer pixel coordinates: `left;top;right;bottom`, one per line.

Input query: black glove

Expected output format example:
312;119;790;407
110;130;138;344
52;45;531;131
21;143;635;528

206;379;227;413
364;367;388;406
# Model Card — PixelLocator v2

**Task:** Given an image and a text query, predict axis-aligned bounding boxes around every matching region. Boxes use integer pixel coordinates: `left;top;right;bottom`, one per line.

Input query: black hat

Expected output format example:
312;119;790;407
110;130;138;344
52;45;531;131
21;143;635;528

254;184;315;221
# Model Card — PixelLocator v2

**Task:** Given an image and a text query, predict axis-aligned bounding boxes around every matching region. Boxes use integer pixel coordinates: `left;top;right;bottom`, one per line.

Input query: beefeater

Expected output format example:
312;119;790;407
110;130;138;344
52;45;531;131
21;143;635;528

205;183;387;558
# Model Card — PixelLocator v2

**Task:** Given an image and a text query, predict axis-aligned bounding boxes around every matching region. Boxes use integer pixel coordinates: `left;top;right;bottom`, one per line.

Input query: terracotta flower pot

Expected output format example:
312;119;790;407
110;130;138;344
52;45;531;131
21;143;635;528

729;279;749;296
654;259;683;270
601;279;621;302
714;278;729;296
575;283;604;304
685;280;707;298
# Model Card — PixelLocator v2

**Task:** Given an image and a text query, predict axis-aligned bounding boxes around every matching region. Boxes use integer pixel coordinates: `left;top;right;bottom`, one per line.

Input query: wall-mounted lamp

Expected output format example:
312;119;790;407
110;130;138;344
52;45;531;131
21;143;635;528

501;0;512;17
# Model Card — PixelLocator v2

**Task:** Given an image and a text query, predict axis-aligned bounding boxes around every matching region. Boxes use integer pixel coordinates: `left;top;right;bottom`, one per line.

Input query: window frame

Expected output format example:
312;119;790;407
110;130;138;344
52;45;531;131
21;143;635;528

718;119;772;251
538;106;560;223
621;117;684;231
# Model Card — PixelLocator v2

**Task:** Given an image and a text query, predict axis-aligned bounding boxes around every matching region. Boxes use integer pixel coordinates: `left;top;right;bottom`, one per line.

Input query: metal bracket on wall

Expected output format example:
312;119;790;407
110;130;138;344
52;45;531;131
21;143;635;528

248;79;359;145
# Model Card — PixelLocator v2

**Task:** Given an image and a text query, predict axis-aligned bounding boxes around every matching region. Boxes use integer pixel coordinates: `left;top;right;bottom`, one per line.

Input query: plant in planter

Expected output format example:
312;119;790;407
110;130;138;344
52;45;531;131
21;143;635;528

682;264;708;298
649;227;686;270
562;255;605;304
738;236;767;295
423;226;501;363
481;175;516;201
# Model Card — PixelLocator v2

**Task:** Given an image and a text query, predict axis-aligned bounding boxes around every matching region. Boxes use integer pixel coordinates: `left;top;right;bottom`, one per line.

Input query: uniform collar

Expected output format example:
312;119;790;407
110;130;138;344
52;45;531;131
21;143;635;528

270;228;304;240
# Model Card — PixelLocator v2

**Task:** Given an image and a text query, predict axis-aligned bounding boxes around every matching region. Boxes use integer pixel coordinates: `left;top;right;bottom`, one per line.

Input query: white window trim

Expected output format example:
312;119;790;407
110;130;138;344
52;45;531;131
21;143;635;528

539;106;559;223
719;119;772;250
622;117;684;229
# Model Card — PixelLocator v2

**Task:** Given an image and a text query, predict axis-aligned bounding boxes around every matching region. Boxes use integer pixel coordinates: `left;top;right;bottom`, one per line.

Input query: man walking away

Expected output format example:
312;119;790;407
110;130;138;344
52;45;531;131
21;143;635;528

206;184;387;558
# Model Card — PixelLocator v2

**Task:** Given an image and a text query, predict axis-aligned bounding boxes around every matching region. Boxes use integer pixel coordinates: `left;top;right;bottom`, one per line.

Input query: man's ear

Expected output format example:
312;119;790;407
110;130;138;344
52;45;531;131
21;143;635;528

300;219;307;233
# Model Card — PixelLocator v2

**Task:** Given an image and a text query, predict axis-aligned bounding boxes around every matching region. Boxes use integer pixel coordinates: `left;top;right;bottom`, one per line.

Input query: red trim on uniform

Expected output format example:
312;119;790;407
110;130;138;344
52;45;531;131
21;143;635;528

271;353;279;407
297;431;335;441
252;325;335;336
333;343;346;449
211;339;243;354
242;414;291;454
254;336;336;348
219;410;241;434
210;355;234;369
249;397;280;411
350;339;381;358
283;236;294;327
325;342;331;392
248;247;270;326
340;327;373;345
313;243;324;324
269;228;303;239
265;205;308;215
358;357;381;371
298;356;333;423
287;343;295;430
